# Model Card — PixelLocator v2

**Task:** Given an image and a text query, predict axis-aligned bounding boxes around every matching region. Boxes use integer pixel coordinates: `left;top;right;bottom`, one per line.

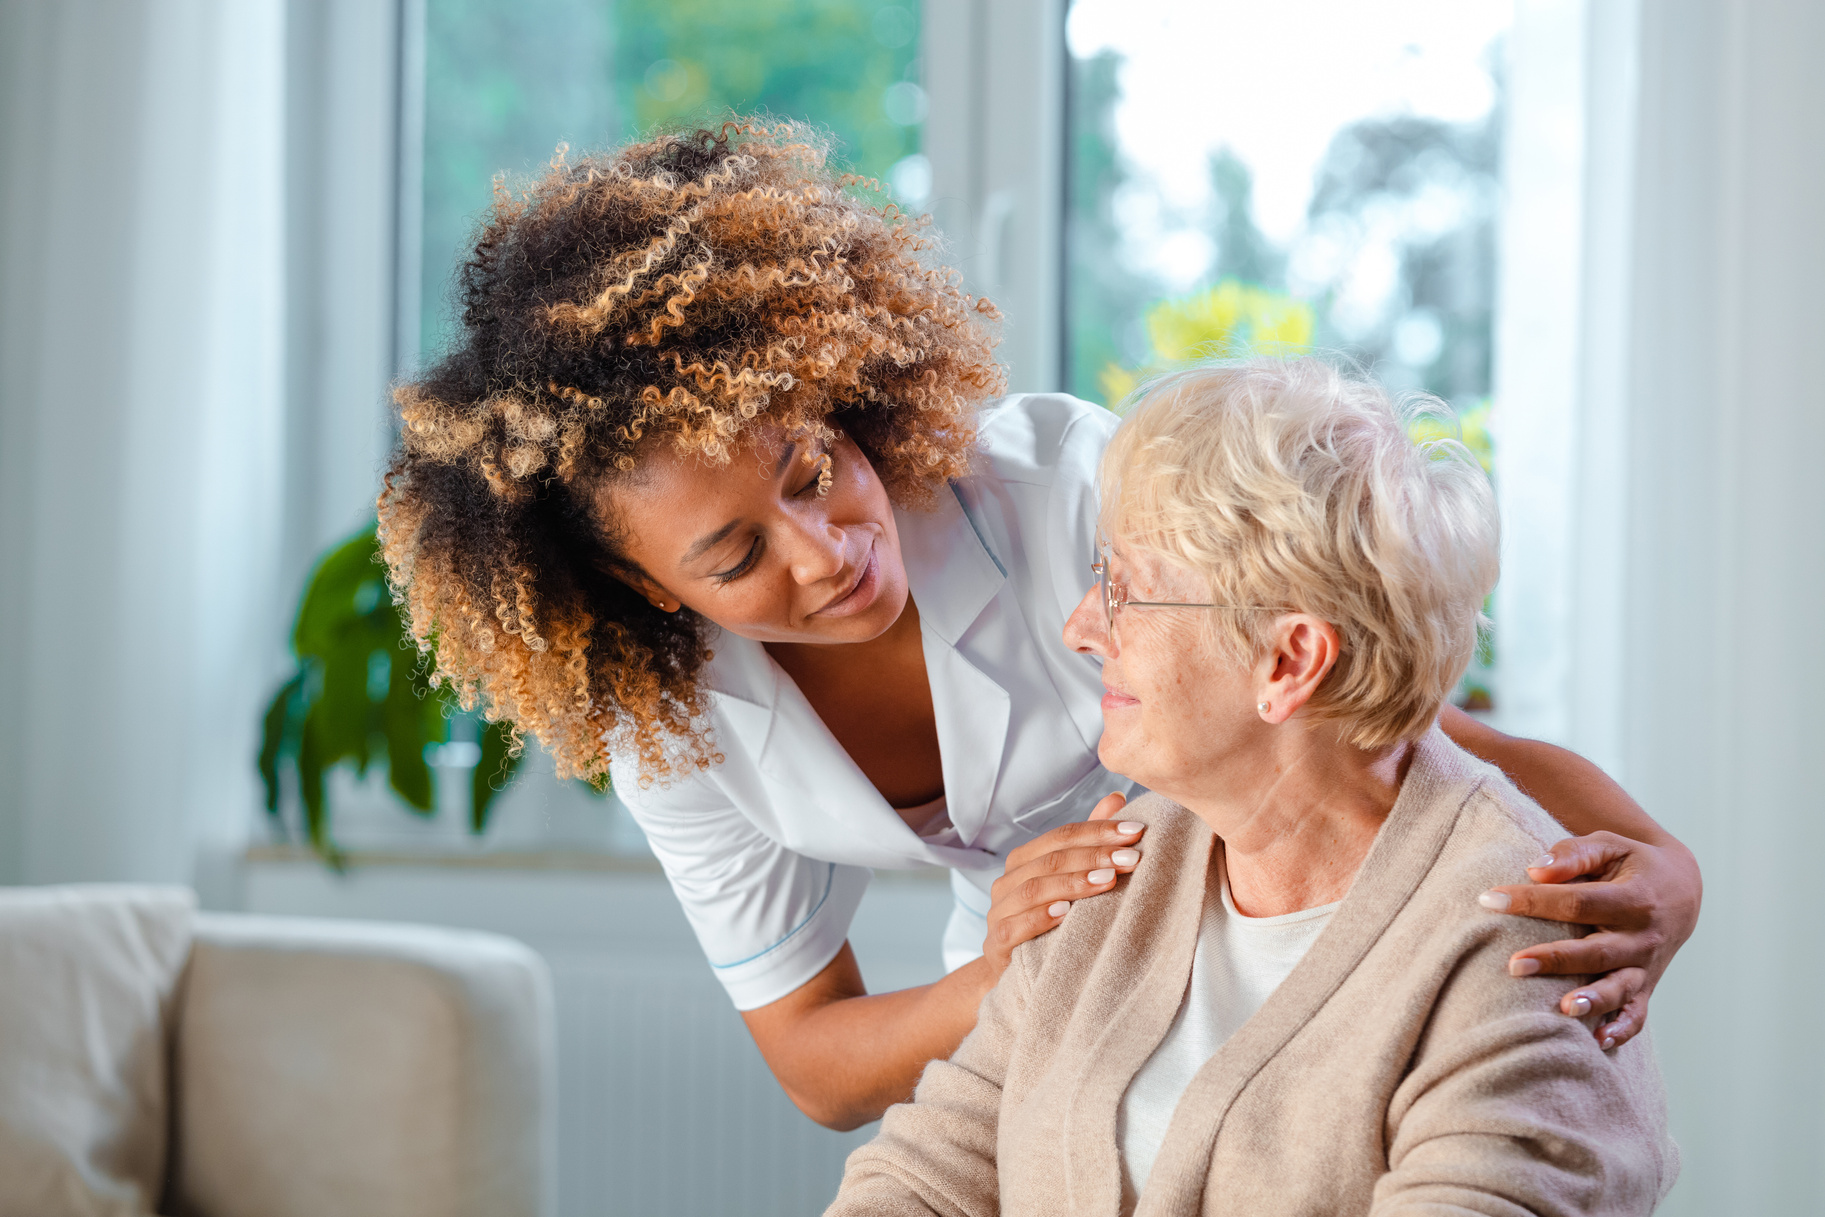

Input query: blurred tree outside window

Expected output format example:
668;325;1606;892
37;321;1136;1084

419;0;926;360
1065;0;1509;709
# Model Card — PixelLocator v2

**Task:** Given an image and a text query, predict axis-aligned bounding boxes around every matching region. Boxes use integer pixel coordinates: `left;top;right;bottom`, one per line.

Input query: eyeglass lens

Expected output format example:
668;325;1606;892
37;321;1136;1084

1097;550;1119;630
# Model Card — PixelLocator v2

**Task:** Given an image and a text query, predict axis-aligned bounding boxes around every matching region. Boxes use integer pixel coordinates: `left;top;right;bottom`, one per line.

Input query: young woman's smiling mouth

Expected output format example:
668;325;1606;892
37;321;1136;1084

812;539;881;618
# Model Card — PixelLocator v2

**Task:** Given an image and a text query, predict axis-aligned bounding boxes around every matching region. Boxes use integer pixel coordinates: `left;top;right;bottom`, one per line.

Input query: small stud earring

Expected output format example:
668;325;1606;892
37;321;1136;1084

1257;701;1271;716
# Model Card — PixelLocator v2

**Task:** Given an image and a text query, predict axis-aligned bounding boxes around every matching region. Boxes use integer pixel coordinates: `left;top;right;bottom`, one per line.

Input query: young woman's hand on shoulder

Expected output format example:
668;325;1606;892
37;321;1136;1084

982;792;1146;977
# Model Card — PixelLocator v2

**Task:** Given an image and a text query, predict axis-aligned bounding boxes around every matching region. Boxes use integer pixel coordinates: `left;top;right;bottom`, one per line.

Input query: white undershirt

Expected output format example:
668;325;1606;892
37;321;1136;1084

1117;852;1340;1213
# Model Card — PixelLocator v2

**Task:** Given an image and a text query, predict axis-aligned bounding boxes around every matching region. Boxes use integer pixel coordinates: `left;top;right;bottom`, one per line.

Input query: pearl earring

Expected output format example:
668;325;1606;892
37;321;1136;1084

1257;701;1271;716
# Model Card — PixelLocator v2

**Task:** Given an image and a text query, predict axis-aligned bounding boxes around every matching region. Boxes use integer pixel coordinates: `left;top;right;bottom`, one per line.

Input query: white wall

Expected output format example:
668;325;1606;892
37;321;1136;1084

0;0;286;889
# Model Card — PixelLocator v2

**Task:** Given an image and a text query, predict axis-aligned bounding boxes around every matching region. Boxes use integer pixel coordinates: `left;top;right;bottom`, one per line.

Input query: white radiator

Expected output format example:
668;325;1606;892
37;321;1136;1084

242;857;954;1217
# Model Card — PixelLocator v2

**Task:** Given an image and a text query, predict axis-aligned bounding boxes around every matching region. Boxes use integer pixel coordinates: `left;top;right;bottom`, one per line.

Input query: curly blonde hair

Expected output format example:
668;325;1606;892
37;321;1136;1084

378;120;1004;784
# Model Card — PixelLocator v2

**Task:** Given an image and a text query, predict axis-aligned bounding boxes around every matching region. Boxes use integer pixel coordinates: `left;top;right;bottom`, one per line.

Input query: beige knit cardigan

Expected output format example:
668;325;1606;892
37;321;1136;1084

827;729;1677;1217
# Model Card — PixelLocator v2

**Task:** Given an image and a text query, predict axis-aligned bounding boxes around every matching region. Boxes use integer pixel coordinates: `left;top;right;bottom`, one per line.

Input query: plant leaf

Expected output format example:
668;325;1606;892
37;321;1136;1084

297;710;331;862
258;520;489;866
381;649;441;813
292;529;384;657
471;719;525;833
258;672;306;816
315;639;376;775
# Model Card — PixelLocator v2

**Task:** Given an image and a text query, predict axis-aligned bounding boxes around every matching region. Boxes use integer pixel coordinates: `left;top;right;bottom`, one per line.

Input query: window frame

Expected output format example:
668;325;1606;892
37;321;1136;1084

923;0;1069;393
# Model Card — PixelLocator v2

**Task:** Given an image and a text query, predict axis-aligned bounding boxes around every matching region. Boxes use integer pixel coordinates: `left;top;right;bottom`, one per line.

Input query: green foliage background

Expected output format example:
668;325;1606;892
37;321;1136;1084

1064;44;1502;413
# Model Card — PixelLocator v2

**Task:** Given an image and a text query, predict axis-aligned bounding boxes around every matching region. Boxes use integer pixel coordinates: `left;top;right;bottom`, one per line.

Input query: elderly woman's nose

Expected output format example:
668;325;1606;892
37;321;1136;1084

781;515;847;583
1063;585;1113;657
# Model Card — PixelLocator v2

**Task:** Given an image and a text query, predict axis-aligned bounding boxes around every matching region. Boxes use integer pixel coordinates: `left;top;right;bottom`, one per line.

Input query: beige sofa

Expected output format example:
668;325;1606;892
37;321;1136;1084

0;885;555;1217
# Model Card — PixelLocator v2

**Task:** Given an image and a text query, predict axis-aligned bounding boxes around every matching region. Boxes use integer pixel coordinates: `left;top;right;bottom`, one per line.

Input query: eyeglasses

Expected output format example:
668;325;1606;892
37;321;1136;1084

1090;545;1280;633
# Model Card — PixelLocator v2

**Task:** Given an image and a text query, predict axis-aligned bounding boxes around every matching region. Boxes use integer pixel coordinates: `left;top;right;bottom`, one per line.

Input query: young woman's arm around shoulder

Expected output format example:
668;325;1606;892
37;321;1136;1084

1440;703;1702;1048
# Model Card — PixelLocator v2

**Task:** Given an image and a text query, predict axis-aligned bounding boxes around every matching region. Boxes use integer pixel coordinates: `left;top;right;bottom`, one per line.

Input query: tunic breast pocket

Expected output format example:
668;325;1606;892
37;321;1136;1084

1007;758;1129;832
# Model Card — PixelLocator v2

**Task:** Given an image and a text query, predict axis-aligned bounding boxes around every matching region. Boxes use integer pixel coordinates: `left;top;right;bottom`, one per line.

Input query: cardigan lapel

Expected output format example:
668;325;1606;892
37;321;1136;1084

1054;797;1217;1214
1133;729;1487;1217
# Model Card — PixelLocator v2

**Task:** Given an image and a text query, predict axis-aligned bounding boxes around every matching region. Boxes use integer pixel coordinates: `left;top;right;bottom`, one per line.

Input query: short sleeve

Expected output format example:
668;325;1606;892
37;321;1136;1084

615;764;871;1011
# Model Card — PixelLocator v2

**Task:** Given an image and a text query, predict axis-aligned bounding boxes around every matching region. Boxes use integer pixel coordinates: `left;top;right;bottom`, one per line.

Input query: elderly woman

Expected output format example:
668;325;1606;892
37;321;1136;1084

826;360;1677;1216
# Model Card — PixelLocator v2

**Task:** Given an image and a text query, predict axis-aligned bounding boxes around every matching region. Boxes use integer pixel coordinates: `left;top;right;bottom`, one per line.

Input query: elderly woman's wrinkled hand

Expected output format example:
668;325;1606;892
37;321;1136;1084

1480;830;1702;1050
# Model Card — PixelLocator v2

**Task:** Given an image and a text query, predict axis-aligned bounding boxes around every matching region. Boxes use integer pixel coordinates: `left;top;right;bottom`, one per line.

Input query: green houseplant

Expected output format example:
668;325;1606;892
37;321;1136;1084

258;523;524;863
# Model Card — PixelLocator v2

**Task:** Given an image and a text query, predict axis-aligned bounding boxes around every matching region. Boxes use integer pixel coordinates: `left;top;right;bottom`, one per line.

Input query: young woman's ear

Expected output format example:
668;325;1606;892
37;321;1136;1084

1253;614;1341;723
632;579;682;614
600;561;680;614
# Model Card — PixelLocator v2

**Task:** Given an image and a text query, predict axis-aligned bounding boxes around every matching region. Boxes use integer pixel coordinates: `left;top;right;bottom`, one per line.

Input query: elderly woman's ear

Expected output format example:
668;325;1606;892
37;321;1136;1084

1255;615;1341;725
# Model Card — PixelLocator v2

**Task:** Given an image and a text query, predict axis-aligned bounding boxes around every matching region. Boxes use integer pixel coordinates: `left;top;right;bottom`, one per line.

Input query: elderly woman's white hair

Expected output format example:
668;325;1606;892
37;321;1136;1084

1100;357;1499;748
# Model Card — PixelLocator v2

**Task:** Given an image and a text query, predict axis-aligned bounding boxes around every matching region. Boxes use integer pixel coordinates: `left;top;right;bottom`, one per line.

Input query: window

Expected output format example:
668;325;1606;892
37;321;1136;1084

1064;0;1511;708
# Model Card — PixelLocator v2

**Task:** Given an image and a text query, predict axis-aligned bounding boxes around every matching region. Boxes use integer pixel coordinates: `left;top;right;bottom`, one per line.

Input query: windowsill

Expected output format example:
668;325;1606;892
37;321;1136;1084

242;844;950;884
243;842;663;873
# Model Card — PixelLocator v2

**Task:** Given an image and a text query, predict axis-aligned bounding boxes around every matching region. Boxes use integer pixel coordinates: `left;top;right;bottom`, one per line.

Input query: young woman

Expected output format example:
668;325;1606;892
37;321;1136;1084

378;121;1702;1130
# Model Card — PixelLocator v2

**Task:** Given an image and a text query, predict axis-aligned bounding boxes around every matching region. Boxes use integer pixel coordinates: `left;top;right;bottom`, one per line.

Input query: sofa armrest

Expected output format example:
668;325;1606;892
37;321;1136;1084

163;913;555;1217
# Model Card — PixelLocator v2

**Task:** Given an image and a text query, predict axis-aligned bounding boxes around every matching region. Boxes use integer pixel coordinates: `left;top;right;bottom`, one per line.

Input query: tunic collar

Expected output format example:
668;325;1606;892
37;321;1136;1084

697;484;1014;867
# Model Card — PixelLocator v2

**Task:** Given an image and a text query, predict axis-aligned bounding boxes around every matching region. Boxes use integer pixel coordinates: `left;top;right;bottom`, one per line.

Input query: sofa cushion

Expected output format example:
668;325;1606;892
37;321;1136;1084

0;885;196;1217
167;914;554;1217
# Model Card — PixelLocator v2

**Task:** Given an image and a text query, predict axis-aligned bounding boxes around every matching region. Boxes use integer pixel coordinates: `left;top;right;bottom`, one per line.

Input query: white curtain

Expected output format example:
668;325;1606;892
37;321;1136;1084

1495;0;1825;1209
0;0;286;889
1621;1;1825;1211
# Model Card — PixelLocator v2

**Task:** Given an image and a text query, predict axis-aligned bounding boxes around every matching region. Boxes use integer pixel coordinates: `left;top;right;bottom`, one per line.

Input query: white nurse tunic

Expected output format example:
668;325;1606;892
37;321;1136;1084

610;393;1135;1010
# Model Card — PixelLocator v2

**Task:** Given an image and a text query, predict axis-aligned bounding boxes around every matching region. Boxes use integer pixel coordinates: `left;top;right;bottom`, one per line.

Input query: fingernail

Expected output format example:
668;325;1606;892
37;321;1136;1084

1531;853;1556;870
1087;868;1116;884
1601;1036;1616;1051
1508;957;1541;977
1568;994;1592;1017
1111;849;1140;866
1047;901;1071;918
1117;821;1146;834
1477;891;1511;911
